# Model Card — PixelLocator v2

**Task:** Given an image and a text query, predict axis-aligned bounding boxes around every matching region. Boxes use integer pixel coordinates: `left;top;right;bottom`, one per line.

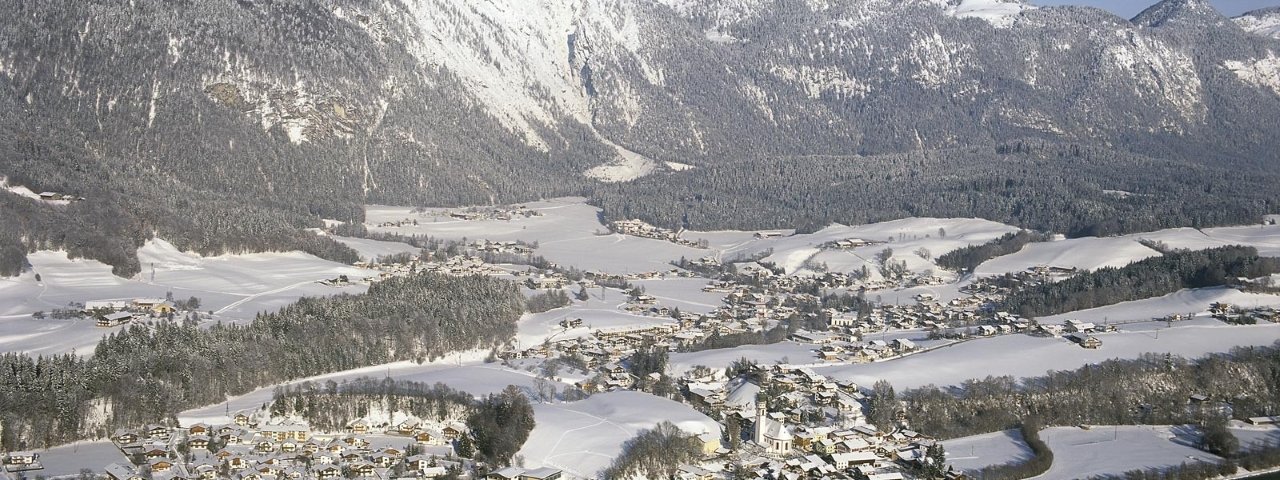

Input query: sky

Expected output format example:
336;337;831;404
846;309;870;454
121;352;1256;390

1032;0;1280;18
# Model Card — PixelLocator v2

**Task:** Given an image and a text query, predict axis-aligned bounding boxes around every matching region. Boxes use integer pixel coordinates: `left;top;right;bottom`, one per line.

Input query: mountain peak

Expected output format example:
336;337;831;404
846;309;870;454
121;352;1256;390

1235;7;1280;39
1131;0;1229;29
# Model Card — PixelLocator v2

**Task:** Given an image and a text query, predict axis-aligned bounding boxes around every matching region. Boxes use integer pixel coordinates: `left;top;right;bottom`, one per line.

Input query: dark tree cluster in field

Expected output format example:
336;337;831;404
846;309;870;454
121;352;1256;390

936;231;1050;272
1003;246;1280;317
600;421;704;480
900;344;1280;441
269;378;476;433
467;386;536;468
589;144;1280;238
680;322;791;353
524;289;571;313
0;273;524;449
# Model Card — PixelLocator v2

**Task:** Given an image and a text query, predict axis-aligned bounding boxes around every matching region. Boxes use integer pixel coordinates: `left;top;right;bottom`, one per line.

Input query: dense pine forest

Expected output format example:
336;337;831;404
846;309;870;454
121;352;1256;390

1002;246;1280;317
0;273;524;449
589;143;1280;237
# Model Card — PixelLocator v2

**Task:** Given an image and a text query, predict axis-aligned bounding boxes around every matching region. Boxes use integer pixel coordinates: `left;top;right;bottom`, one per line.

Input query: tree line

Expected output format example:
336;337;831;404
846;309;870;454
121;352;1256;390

899;344;1280;441
1002;246;1280;317
936;231;1050;273
966;420;1053;480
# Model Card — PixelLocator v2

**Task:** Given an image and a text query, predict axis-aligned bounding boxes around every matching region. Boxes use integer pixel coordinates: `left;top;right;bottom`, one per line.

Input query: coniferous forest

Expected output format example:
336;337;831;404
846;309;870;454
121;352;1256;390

0;273;524;449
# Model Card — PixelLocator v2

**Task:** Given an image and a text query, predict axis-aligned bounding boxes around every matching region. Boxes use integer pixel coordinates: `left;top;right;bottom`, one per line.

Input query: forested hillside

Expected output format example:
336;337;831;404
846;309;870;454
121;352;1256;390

0;272;524;449
1;0;1279;275
590;143;1280;236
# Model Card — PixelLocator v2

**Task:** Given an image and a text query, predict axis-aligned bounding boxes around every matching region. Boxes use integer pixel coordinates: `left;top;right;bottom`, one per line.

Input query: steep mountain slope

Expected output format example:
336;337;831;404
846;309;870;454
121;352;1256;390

1;0;1279;275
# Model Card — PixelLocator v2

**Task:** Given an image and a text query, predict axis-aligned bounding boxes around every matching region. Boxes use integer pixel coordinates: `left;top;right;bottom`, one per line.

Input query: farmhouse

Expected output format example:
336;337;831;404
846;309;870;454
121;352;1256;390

2;451;40;472
1247;416;1280;426
1067;332;1102;349
85;300;132;312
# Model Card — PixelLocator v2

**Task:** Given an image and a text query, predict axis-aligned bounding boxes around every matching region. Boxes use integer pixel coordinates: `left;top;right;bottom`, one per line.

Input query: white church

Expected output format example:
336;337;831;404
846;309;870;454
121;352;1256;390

753;400;793;454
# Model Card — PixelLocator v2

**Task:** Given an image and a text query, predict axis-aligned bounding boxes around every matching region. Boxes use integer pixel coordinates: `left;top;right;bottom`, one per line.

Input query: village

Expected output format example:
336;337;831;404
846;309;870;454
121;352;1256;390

608;220;708;249
18;211;1280;480
373;206;543;229
0;412;568;480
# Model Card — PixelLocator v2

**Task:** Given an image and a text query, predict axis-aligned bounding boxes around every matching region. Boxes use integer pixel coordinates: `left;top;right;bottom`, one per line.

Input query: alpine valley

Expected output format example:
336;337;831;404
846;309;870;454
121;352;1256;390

4;0;1280;479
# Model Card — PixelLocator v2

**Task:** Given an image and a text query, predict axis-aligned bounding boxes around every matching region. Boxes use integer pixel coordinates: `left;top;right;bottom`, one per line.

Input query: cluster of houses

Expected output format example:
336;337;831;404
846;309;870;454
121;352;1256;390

821;238;878;250
87;297;181;327
1210;302;1280;325
98;413;488;480
609;219;706;248
675;364;956;480
436;205;542;222
373;205;542;228
349;255;504;283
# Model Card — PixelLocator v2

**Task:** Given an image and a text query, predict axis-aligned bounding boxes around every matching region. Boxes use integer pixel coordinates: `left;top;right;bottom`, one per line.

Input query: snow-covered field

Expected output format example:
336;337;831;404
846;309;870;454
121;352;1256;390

975;224;1280;278
669;341;819;375
942;424;1246;479
943;0;1034;27
1230;422;1280;450
330;235;420;262
719;218;1018;277
1037;287;1280;325
518;391;720;478
974;236;1162;277
813;321;1280;390
367;198;705;274
367;199;1021;278
941;429;1032;473
1037;426;1220;480
24;440;127;477
630;278;727;315
517;296;681;348
0;240;373;355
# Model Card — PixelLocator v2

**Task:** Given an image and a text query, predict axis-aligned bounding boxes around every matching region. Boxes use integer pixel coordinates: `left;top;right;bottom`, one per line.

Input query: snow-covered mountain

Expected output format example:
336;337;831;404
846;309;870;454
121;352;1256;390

1;0;1279;274
1236;7;1280;39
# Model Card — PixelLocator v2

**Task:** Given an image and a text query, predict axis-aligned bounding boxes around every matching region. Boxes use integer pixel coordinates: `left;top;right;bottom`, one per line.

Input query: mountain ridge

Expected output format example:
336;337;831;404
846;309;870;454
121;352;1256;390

0;0;1278;275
